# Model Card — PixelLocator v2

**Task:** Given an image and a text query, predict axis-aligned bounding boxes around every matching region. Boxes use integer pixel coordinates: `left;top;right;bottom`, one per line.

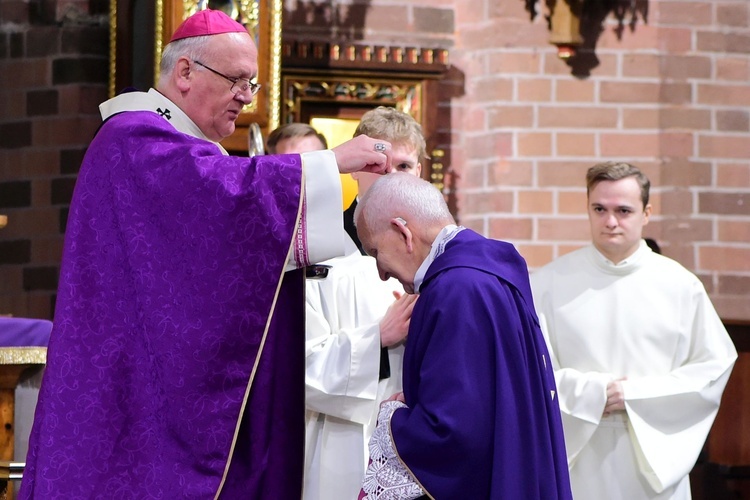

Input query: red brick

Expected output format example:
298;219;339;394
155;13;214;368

558;191;587;214
538;216;590;240
660;132;695;158
488;159;533;187
464;132;512;160
699;246;750;272
461;164;487;190
518;244;555;269
538;161;589;188
712;296;750;321
601;133;660;157
662;109;712;130
0;59;50;89
663;55;712;79
489;0;531;20
661;190;695;215
518;190;553;214
717;2;749;28
488;52;542;75
1;89;26;120
462;21;548;51
717;110;750;132
697;32;750;54
716;57;750;81
660;218;713;242
0;208;58;238
538;106;618;128
622;54;661;78
460;217;484;234
543;52;617;77
699;192;749;216
556;133;595;157
460;190;514;215
471;77;514;102
602;81;660;104
0;268;22;293
699;136;750;159
31;179;51;208
717;163;750;188
31;236;65;263
517;79;552;102
718;275;750;296
597;25;692;52
655;1;713;26
414;7;455;34
699;83;750;106
555;80;595;102
661;160;712;187
719;220;750;243
361;5;410;33
622;109;660;129
488;105;534;128
518;132;552;156
32;116;100;147
489;217;533;240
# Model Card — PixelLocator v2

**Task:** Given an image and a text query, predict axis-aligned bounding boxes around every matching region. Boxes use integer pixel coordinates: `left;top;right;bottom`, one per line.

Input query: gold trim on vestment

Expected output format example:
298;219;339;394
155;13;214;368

389;414;435;499
0;347;47;365
214;166;307;499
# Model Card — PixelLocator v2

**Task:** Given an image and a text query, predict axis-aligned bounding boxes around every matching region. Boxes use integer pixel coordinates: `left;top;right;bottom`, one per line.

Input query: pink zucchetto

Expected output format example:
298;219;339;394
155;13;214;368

169;9;247;43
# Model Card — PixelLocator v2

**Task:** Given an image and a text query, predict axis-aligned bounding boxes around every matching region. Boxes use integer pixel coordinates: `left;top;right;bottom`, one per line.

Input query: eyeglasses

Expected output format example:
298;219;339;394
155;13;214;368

193;60;261;96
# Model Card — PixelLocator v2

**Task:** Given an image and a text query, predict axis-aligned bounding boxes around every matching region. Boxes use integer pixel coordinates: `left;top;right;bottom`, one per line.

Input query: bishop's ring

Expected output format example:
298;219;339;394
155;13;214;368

374;143;387;153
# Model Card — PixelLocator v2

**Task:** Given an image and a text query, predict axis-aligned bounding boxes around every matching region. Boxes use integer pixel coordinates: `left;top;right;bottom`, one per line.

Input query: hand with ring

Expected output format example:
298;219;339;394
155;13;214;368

332;135;392;174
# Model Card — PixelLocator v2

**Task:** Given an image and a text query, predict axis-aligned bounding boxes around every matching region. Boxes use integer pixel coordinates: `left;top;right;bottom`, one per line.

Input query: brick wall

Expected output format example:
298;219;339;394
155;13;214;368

447;0;750;320
0;0;108;318
1;0;748;322
285;0;747;321
284;0;749;320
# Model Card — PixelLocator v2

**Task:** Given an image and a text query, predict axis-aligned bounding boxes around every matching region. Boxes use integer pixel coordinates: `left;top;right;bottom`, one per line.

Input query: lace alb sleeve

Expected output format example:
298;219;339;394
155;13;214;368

359;401;425;500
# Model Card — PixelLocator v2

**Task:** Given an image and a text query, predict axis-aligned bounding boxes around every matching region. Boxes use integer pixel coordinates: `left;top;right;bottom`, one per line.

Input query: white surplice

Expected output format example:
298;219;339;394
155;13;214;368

303;251;405;500
530;242;737;500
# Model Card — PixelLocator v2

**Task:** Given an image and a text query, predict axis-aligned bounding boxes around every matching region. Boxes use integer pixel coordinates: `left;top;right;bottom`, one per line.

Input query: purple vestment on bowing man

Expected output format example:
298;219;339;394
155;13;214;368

393;229;572;499
19;111;307;499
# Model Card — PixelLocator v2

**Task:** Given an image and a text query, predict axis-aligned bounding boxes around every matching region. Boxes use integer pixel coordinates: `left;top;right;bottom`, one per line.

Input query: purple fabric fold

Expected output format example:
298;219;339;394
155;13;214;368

391;229;572;499
19;111;306;498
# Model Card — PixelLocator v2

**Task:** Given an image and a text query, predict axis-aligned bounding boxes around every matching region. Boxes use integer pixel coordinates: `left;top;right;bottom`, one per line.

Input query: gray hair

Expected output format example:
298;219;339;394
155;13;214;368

355;172;453;233
158;32;247;86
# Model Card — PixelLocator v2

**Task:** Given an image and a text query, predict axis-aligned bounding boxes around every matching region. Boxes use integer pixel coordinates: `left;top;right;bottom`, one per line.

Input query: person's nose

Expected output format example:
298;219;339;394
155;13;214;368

605;213;618;228
234;88;254;105
377;264;388;282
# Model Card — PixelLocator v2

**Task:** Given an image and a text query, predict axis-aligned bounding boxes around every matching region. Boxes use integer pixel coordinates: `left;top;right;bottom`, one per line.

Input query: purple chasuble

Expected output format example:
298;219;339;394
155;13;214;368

392;230;572;499
20;111;307;498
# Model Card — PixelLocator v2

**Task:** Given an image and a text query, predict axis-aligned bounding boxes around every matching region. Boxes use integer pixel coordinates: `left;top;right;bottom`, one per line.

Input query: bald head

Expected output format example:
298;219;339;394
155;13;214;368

354;172;454;292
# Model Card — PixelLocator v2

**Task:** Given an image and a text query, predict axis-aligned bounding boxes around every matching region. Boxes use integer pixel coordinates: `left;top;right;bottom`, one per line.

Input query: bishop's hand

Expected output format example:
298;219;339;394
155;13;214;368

332;134;392;175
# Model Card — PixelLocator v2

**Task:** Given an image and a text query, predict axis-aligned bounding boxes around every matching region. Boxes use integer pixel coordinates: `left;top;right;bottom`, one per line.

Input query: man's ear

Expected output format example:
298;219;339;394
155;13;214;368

643;203;652;226
175;57;193;92
390;217;413;253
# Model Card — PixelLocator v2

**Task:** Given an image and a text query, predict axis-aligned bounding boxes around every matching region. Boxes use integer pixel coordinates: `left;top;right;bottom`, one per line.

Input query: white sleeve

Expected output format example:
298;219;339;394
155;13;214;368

304;261;392;424
623;282;737;493
360;401;425;500
285;150;346;271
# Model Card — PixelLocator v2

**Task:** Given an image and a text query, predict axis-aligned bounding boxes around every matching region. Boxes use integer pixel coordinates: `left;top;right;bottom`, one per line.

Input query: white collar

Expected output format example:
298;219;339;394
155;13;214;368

414;225;464;293
99;88;227;155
